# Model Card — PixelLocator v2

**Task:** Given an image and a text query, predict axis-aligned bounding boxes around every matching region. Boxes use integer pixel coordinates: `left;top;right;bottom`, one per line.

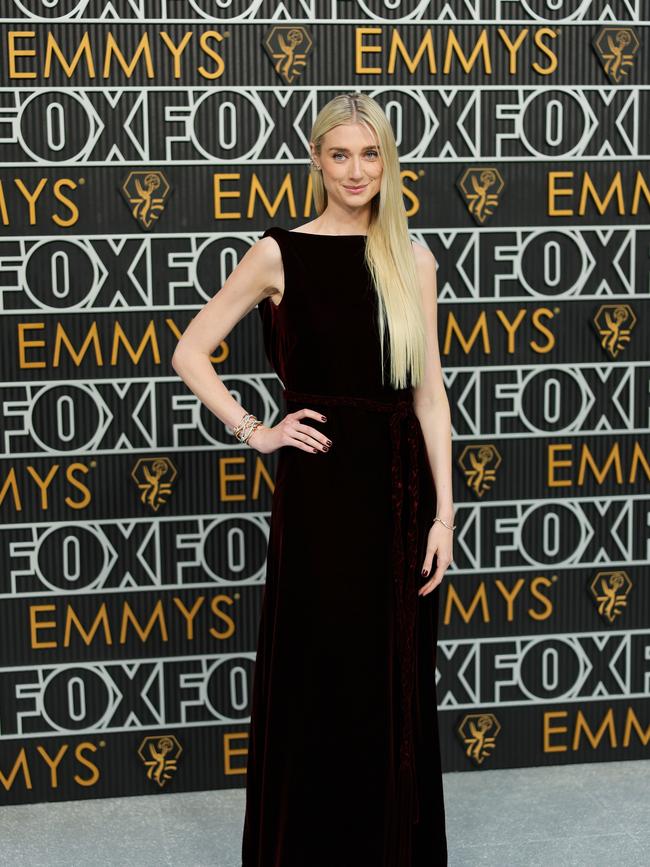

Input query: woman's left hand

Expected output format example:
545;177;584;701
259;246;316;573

419;521;453;595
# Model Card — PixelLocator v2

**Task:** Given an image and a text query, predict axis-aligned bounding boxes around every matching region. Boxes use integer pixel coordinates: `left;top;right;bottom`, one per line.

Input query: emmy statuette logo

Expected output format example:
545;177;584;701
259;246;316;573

457;713;501;766
131;457;178;511
456;168;505;224
263;26;313;84
138;735;183;787
592;304;636;359
120;170;172;230
457;445;502;497
589;570;633;623
592;28;640;83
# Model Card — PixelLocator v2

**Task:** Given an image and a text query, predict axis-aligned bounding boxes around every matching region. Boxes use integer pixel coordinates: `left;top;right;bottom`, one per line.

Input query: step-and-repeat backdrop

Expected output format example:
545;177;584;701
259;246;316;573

0;1;648;805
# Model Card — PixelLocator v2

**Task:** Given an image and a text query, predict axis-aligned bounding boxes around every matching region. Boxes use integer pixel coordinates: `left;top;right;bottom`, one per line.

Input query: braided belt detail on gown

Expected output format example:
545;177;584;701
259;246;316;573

281;387;422;837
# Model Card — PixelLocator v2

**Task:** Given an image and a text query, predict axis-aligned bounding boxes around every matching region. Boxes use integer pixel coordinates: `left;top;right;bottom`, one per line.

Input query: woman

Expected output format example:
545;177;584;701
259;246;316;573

172;92;454;866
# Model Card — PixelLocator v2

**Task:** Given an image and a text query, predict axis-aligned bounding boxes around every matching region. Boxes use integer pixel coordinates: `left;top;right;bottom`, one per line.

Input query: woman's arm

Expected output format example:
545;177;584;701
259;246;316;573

171;236;329;455
411;242;455;593
172;236;280;439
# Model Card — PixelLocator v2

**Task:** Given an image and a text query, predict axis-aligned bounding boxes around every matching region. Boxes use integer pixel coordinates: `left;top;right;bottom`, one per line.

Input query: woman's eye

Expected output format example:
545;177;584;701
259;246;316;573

332;151;378;160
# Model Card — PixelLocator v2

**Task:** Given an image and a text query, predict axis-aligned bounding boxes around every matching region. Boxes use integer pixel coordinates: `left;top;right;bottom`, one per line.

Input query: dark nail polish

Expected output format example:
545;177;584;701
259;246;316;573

326;439;332;446
422;569;428;576
323;445;329;451
321;415;327;421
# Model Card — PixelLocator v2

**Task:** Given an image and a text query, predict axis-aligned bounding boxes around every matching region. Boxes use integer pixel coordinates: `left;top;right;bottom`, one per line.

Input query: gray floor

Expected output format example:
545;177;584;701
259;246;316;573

1;760;648;866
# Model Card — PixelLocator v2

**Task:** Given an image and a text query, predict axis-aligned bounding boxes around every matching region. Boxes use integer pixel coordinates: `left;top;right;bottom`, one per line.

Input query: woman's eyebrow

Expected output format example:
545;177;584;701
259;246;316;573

327;145;380;152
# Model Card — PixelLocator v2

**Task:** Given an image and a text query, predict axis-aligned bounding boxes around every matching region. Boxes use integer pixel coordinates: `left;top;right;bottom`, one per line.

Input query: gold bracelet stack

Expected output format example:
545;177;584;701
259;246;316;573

232;412;263;445
433;516;456;531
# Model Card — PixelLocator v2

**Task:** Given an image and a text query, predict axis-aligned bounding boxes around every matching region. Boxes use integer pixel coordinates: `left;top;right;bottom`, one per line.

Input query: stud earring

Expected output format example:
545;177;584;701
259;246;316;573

310;158;321;171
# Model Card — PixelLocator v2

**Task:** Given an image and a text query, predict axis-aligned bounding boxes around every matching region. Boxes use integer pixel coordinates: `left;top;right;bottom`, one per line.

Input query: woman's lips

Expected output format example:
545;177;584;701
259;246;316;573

343;184;367;193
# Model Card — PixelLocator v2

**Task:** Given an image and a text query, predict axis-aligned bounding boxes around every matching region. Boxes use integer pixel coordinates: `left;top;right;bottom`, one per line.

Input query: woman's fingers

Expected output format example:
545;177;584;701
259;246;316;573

297;408;327;423
419;553;450;595
421;548;435;580
293;421;331;451
419;563;446;595
288;429;330;453
285;408;332;453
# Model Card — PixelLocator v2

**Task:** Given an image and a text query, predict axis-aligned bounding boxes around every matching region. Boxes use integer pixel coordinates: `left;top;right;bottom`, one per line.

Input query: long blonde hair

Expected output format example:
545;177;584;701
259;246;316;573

309;92;427;390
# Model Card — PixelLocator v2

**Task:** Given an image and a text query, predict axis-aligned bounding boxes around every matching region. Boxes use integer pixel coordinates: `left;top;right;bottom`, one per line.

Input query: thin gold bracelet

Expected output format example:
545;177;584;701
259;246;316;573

433;516;456;531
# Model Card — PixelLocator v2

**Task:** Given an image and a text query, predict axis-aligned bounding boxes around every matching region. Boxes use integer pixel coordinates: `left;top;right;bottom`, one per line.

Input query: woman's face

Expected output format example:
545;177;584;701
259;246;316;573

311;122;383;207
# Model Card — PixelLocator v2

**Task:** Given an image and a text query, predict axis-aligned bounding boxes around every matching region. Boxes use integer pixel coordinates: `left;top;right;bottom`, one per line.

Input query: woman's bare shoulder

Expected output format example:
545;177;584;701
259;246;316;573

411;239;437;268
241;231;283;274
250;233;284;302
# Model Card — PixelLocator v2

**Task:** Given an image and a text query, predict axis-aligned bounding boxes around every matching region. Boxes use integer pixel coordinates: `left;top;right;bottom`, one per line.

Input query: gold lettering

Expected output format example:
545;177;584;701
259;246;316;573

631;171;650;214
530;308;556;352
0;181;8;225
494;309;527;354
223;732;248;775
251;457;275;499
63;603;112;647
36;745;68;788
103;32;154;79
629;441;650;483
159;31;193;79
355;27;382;74
494;579;525;621
572;708;617;750
52;179;79;227
0;469;22;510
220;456;247;502
65;463;92;510
0;749;33;790
543;710;568;752
497;28;528;74
74;743;101;786
8;31;36;79
30;604;58;649
119;600;168;644
577;443;623;486
110;321;161;365
173;596;205;640
388;29;435;74
213;173;241;219
548;171;574;216
579;171;625;217
44;33;94;78
18;322;46;368
247;173;297;220
26;465;59;509
444;29;491;74
14;178;48;225
623;708;650;747
548;443;573;488
53;322;103;367
532;27;559;75
529;577;554;620
443;311;490;355
198;31;226;80
209;595;236;639
443;583;490;624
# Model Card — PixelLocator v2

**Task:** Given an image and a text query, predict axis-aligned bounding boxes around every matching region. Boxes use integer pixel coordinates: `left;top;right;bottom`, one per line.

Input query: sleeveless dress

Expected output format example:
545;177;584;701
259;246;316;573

241;226;448;867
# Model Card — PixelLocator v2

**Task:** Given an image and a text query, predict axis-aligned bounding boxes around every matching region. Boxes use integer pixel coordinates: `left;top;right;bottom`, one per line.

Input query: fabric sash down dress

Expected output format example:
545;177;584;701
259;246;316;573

242;227;448;867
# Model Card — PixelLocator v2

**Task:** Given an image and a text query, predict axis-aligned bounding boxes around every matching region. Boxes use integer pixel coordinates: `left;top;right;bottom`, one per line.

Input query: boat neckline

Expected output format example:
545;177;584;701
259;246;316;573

283;227;368;238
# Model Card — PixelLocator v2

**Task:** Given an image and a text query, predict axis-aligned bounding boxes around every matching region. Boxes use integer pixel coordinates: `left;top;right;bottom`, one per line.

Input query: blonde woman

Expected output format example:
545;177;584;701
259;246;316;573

172;91;453;866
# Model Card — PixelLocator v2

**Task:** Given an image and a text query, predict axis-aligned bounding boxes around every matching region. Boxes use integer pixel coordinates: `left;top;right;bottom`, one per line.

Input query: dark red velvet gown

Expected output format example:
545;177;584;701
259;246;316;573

241;226;448;867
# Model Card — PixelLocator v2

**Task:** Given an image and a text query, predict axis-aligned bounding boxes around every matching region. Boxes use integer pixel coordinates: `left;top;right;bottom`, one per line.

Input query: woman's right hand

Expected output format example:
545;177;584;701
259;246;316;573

247;408;332;455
